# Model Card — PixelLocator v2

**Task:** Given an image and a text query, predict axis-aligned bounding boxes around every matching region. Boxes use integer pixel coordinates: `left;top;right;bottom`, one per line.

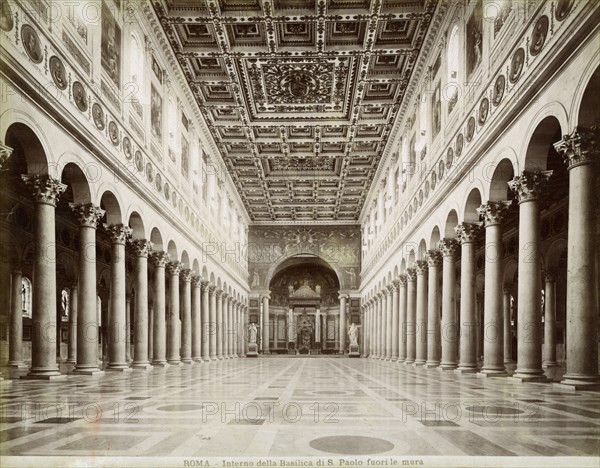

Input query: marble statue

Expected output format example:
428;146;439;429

348;323;358;347
248;323;257;344
251;270;260;288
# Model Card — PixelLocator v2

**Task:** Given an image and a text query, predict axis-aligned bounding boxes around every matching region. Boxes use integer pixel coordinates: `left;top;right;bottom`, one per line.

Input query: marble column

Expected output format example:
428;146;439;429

125;295;131;363
9;269;27;368
503;284;513;364
543;270;558;368
478;201;511;376
385;285;393;360
414;260;428;366
365;302;371;357
391;280;400;360
217;291;225;359
148;303;154;362
397;275;407;363
554;129;599;388
243;305;249;356
455;222;482;373
150;252;169;367
225;296;233;358
233;300;239;358
426;250;442;368
191;276;202;362
262;294;270;355
201;281;210;361
377;293;384;358
70;203;105;376
21;175;66;379
67;282;78;364
179;269;193;364
105;224;132;371
438;238;460;370
131;239;152;369
509;171;552;381
208;285;217;359
339;294;347;354
166;261;183;365
405;268;417;364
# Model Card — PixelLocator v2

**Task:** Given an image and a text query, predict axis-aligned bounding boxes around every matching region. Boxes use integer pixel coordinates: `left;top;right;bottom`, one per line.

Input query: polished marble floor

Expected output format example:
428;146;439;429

1;357;599;465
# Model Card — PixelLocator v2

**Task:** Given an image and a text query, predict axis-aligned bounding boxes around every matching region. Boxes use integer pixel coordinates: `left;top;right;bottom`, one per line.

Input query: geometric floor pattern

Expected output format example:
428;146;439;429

1;358;599;465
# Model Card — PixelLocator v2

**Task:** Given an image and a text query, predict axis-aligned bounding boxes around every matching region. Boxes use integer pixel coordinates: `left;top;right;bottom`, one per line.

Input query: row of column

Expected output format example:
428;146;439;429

8;174;249;378
363;130;599;389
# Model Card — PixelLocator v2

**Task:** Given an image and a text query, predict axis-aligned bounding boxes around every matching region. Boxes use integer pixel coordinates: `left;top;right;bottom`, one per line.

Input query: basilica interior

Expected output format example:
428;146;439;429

0;0;599;466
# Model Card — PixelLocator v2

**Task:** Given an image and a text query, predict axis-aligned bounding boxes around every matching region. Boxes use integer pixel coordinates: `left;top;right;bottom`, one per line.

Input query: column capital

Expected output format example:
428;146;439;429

426;250;443;267
166;261;183;276
438;238;460;258
406;268;417;281
553;126;599;169
226;295;233;303
392;279;400;289
502;283;512;295
415;260;428;274
104;223;132;245
477;200;512;227
261;293;271;301
543;269;557;283
508;170;553;204
191;275;203;287
21;174;67;207
215;289;223;298
398;274;407;286
70;203;105;228
150;251;170;267
386;283;395;294
200;280;211;291
180;268;193;282
130;239;151;257
0;143;13;169
455;222;482;243
208;284;217;295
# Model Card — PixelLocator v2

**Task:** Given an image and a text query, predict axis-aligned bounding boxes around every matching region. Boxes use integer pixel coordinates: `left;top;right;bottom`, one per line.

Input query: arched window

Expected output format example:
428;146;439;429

129;33;144;112
61;287;70;322
446;25;460;114
21;277;32;318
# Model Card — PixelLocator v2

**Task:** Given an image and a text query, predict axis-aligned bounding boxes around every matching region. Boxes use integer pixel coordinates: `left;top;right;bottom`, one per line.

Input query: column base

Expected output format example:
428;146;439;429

22;370;66;380
555;374;600;391
192;357;203;363
181;359;194;364
437;365;457;371
8;362;29;370
543;361;558;368
167;361;183;366
404;359;415;365
413;360;426;366
397;358;406;364
210;356;219;361
71;367;104;376
477;370;508;378
132;362;154;370
152;361;170;368
202;357;211;362
425;361;440;368
455;367;478;374
66;359;77;364
511;372;548;383
106;364;133;372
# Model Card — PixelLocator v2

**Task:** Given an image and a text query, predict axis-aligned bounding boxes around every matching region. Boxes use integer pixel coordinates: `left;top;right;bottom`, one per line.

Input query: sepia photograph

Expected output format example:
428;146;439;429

0;1;599;467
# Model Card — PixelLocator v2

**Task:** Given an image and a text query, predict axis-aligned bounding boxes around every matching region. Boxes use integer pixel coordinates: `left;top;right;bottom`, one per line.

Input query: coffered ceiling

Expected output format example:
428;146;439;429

153;0;437;223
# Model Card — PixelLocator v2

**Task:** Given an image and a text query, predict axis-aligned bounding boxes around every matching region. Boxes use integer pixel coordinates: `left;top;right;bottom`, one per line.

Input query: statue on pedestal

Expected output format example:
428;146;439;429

247;323;258;357
348;323;358;347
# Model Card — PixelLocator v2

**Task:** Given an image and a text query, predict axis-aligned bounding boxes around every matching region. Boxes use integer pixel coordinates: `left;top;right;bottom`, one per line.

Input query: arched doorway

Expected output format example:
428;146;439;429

268;257;340;354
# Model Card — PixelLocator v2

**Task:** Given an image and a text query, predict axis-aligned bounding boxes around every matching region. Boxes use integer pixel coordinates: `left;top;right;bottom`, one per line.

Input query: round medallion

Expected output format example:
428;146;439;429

122;137;132;159
0;2;14;32
438;160;445;180
155;172;162;191
466;116;476;142
135;151;143;172
164;182;170;200
509;48;525;83
456;133;464;158
72;81;88;112
145;162;154;182
446;147;454;168
49;56;67;90
555;0;574;21
108;121;119;145
493;75;505;106
92;103;105;130
21;24;43;64
530;16;549;57
478;97;489;125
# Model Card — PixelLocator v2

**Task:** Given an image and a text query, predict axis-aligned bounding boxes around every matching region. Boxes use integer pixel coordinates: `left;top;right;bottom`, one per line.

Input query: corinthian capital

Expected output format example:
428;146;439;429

22;174;67;207
406;268;417;281
477;201;512;227
192;275;202;287
130;239;151;257
553;126;599;169
455;222;482;244
70;203;105;228
426;250;443;268
398;274;407;286
150;251;170;267
104;223;133;245
0;143;13;169
180;268;193;282
508;171;553;203
415;260;428;274
166;261;183;276
438;238;460;258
